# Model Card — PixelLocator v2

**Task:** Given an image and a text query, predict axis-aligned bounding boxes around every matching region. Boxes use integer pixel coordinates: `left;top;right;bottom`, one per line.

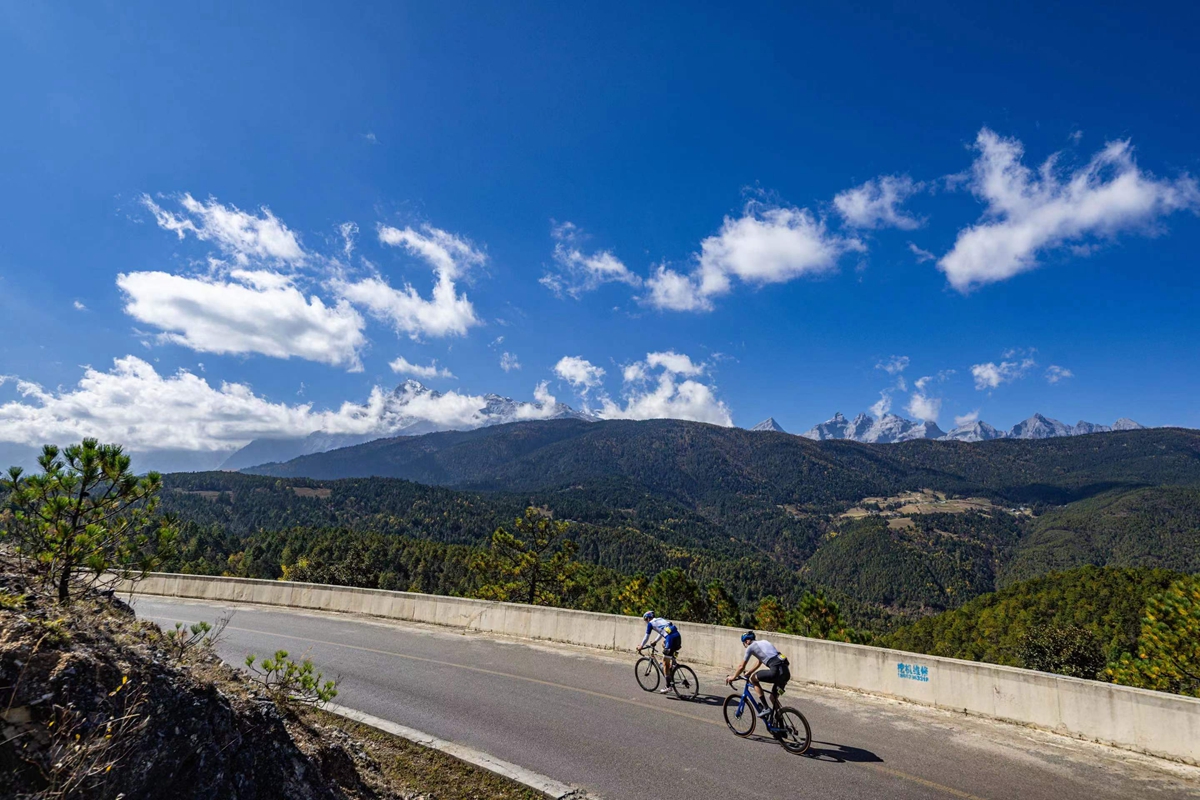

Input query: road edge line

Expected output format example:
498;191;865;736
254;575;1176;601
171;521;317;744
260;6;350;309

323;703;594;799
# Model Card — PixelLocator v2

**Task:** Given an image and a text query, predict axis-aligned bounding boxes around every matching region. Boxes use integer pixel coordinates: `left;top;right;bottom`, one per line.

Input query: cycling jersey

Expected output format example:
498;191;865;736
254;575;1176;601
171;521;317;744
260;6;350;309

640;617;678;648
745;640;782;664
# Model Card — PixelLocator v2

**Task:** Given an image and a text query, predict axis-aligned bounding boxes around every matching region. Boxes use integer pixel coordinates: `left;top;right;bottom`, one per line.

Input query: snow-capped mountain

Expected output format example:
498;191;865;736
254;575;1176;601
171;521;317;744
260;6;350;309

750;417;787;433
796;410;1147;445
221;380;593;470
942;420;1007;442
1009;413;1075;440
800;412;943;443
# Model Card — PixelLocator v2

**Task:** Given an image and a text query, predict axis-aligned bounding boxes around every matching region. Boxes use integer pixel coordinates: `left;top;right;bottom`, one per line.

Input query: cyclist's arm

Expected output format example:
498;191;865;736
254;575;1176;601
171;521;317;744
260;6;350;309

638;622;659;649
728;655;760;682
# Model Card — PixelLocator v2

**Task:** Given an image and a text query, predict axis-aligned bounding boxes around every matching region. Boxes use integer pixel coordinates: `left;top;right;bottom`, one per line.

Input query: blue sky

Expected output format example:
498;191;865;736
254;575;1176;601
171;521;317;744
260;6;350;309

1;1;1198;460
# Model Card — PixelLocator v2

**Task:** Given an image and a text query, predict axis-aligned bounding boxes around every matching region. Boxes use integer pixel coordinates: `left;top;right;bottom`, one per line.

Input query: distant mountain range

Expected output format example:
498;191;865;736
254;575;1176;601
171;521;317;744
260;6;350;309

220;380;592;470
791;412;1144;443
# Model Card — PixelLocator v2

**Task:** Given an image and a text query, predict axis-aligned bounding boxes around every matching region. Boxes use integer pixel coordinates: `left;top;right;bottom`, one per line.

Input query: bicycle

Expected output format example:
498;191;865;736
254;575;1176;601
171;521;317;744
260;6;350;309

722;677;811;754
634;643;699;699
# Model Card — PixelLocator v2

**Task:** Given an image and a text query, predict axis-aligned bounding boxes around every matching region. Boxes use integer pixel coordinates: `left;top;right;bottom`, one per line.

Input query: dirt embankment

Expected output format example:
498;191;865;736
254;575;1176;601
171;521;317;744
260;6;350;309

0;570;540;800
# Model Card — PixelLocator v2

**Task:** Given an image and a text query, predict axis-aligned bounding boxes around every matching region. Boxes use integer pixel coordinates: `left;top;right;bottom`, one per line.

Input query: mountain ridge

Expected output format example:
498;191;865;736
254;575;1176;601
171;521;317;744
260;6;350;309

801;411;1145;443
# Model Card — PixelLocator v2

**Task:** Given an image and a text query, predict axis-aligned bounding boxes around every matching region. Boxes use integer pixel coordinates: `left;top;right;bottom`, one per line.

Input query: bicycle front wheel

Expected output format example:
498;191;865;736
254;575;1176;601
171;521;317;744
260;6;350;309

722;694;756;737
671;665;699;700
775;707;812;754
635;658;661;692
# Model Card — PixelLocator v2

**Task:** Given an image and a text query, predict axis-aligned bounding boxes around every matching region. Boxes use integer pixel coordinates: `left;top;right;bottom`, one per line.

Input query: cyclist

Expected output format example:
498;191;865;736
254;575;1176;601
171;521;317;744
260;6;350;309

637;611;681;694
726;630;790;717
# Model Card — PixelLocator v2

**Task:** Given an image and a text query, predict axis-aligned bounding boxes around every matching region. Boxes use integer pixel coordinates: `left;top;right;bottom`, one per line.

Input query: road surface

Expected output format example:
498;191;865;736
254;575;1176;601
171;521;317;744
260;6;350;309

135;597;1200;800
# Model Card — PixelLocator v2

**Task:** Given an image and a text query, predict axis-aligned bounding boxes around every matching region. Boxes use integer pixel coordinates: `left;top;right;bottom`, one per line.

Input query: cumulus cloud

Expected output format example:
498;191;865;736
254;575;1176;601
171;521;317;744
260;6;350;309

0;357;578;453
540;222;641;298
954;409;980;427
939;129;1199;292
644;202;862;312
389;356;453;379
500;352;521;372
1045;365;1074;383
332;224;483;339
598;352;731;426
143;194;305;267
971;356;1036;390
73;301;86;311
554;356;605;391
834;175;923;230
876;355;910;375
117;269;367;369
906;391;941;423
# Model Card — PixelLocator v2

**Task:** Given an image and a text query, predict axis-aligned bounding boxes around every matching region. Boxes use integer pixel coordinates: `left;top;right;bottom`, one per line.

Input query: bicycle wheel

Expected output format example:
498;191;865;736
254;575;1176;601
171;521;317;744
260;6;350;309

722;694;756;737
671;665;699;699
775;707;812;754
634;658;661;692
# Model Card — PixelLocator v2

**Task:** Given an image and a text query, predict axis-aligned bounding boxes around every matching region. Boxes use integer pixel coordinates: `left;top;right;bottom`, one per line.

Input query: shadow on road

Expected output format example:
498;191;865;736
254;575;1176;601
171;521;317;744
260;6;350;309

669;692;726;707
737;734;883;763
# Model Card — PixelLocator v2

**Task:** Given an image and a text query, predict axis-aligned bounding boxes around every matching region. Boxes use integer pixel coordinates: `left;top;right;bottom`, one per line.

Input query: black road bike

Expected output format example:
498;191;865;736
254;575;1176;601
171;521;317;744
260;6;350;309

634;642;699;699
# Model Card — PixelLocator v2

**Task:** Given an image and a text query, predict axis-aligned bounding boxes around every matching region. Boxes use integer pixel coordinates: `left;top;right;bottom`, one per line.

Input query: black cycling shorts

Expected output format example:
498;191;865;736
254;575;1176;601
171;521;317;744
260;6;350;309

755;656;790;691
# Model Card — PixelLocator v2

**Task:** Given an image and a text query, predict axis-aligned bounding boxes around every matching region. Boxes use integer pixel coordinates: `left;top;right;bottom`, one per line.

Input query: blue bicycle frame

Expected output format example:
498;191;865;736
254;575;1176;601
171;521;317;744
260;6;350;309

731;677;783;732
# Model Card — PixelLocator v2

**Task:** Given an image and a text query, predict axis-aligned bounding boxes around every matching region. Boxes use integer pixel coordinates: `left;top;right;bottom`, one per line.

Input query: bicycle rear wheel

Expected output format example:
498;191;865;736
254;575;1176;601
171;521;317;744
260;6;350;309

634;658;661;692
671;665;699;699
722;694;756;737
775;707;812;754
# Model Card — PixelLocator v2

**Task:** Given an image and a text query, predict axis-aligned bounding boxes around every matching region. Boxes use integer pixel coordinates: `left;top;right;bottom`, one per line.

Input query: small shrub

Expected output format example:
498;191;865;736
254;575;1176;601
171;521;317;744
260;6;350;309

164;614;230;662
245;650;338;707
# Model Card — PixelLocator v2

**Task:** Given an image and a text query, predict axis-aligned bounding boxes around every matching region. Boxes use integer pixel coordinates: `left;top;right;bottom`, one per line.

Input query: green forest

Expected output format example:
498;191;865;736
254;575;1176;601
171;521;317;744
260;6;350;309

6;423;1200;696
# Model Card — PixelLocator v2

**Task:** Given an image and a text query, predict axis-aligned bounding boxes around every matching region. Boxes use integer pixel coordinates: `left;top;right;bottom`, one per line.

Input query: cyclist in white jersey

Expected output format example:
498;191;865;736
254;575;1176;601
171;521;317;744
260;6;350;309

637;611;682;694
726;630;791;716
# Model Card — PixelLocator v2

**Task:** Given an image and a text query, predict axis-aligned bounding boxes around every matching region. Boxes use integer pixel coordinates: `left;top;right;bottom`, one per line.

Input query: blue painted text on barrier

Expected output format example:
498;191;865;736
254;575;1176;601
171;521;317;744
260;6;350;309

898;663;930;682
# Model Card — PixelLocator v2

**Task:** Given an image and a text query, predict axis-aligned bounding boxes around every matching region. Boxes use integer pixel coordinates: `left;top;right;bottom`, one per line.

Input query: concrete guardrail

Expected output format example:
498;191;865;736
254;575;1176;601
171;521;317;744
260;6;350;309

125;572;1200;765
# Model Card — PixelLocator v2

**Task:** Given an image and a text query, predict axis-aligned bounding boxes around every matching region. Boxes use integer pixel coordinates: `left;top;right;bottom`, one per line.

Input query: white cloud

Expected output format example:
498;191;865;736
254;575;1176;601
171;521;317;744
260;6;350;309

834;175;923;230
332;224;483;339
143;194;305;267
339;222;359;258
554;356;605;390
73;301;86;311
598;352;732;426
908;243;935;263
1045;365;1074;384
540;222;641;298
645;350;704;377
876;355;910;375
389;356;453;379
939;128;1199;292
364;132;379;144
644;202;862;312
971;357;1036;390
906;391;941;423
954;409;980;427
870;391;892;418
117;270;367;370
0;356;469;452
500;352;521;372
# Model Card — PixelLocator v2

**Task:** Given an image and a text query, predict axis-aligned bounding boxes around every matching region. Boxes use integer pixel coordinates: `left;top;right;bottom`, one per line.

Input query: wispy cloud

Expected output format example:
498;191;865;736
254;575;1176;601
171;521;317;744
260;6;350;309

1045;365;1074;383
834;175;923;230
540;222;641;298
389;356;453;379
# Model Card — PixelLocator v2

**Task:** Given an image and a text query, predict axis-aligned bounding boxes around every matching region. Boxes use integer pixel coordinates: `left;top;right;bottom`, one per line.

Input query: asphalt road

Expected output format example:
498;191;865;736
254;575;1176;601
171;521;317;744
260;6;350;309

134;597;1200;800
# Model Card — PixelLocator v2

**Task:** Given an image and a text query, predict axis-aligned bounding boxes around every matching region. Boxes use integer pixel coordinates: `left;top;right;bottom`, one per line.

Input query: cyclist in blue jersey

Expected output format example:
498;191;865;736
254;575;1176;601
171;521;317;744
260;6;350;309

726;630;791;717
637;611;682;694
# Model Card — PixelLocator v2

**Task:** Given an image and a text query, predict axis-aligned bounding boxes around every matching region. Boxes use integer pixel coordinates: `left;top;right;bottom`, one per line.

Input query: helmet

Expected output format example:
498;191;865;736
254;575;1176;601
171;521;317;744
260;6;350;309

741;630;756;644
642;611;655;620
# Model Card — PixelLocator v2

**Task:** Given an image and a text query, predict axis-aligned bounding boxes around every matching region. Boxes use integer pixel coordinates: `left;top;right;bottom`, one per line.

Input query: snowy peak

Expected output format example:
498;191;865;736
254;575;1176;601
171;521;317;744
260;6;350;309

801;412;943;443
799;410;1148;445
750;417;787;433
943;420;1006;442
1009;413;1074;440
801;412;854;440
